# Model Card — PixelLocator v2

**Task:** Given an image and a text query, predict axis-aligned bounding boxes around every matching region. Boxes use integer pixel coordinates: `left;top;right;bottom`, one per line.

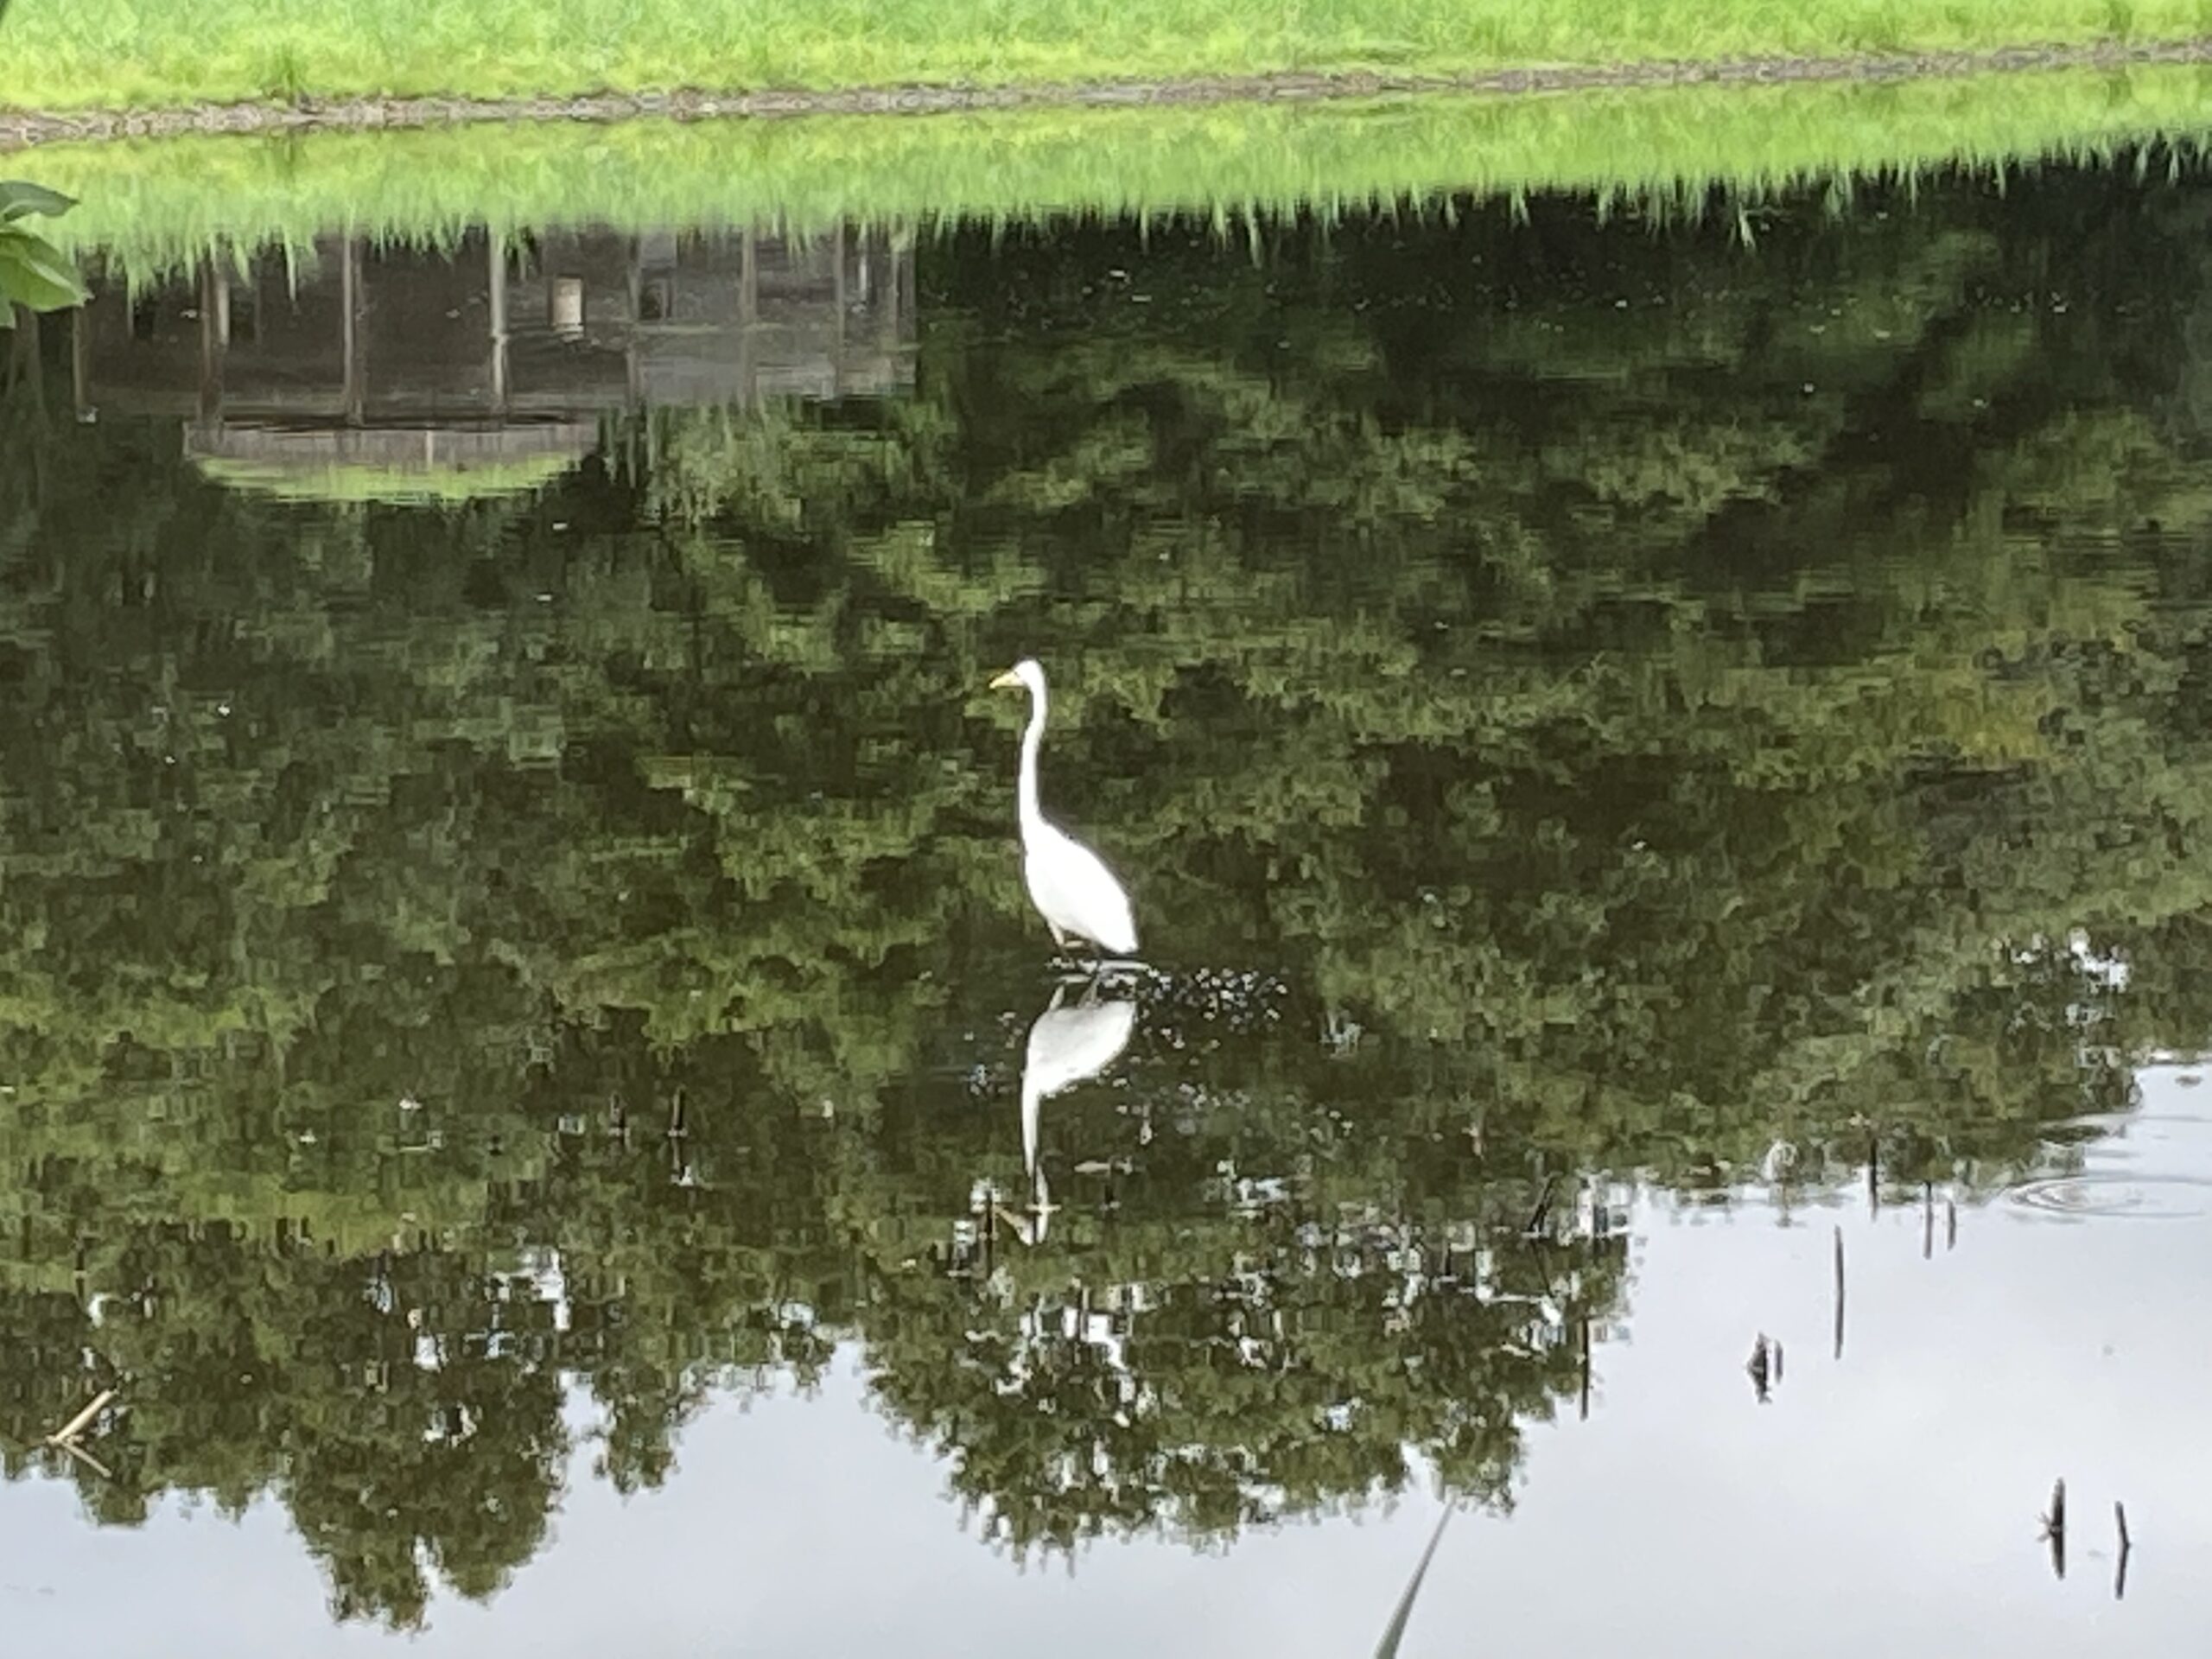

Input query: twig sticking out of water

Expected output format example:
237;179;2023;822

1372;1503;1454;1659
2114;1501;2132;1601
1522;1173;1558;1238
1947;1199;1957;1251
57;1437;114;1480
45;1388;114;1448
1832;1226;1847;1361
1746;1333;1772;1403
1922;1182;1934;1259
2043;1478;2067;1580
1578;1313;1591;1422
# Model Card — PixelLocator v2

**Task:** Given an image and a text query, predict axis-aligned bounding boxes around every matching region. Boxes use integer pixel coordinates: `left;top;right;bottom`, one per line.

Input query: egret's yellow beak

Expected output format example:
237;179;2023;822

988;669;1020;690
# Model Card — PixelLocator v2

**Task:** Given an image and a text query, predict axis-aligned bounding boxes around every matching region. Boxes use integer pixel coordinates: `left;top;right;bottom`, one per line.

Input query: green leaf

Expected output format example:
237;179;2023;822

0;181;78;223
0;228;88;313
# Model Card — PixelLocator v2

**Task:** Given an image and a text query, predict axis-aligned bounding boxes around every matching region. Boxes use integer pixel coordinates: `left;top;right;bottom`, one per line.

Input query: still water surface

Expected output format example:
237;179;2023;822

2;154;2211;1654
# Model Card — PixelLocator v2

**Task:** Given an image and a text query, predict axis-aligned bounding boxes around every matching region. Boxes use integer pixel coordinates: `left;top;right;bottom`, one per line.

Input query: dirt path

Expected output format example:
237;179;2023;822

4;36;2212;149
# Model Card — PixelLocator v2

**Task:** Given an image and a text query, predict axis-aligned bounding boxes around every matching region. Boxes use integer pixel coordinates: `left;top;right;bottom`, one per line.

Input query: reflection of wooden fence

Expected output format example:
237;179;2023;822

184;423;600;468
73;223;917;440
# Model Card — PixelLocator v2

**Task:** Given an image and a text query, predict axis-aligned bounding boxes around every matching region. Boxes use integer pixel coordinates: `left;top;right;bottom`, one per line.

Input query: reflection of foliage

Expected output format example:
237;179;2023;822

0;181;87;325
25;71;2212;283
5;162;2212;1622
866;1195;1619;1554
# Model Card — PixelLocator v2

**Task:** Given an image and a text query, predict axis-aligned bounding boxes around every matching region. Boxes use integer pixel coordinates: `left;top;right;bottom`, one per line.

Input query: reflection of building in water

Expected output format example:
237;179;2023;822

72;225;917;499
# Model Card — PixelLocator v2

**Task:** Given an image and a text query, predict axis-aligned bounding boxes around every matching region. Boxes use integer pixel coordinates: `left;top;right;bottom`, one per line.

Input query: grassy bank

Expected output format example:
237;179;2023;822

3;0;2212;112
27;67;2212;275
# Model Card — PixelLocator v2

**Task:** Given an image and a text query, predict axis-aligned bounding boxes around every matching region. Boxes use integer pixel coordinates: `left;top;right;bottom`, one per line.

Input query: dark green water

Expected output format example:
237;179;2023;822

3;160;2211;1655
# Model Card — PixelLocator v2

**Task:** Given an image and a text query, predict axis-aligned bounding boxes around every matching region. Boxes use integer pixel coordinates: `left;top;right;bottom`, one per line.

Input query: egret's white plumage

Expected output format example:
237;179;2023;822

1009;987;1137;1245
988;658;1139;957
1021;989;1138;1178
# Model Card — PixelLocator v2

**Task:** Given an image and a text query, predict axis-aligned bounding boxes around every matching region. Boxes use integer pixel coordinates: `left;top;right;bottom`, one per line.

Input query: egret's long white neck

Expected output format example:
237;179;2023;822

1017;681;1047;836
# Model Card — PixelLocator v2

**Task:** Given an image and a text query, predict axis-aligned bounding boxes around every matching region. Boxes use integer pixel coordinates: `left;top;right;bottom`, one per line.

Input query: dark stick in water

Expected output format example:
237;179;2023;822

1578;1312;1591;1421
1372;1503;1455;1659
2114;1501;2132;1601
2043;1478;2067;1580
1832;1225;1846;1360
1523;1173;1558;1236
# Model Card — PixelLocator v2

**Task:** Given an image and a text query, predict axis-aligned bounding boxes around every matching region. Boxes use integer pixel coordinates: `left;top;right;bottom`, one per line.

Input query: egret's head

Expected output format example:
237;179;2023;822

988;658;1046;696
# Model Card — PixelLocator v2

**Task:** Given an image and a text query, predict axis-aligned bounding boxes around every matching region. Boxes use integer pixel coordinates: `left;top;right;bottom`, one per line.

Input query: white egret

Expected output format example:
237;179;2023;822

1021;988;1138;1177
1005;984;1137;1247
988;658;1139;957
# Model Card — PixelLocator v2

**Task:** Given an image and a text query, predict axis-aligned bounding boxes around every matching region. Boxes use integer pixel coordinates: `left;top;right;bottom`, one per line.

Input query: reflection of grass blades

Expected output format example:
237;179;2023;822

192;450;584;504
26;65;2212;278
1373;1503;1455;1659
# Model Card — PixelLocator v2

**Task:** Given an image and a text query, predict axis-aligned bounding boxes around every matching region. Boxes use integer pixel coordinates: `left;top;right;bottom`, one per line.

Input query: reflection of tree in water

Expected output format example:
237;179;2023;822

847;968;1628;1556
3;157;2212;1620
868;1153;1626;1554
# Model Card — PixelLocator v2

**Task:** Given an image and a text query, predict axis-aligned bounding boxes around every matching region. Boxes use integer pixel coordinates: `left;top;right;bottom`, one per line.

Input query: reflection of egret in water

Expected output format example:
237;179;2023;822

999;981;1136;1246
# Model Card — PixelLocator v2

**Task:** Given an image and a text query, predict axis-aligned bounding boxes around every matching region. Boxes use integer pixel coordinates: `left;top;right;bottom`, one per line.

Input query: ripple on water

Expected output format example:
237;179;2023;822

2002;1172;2212;1222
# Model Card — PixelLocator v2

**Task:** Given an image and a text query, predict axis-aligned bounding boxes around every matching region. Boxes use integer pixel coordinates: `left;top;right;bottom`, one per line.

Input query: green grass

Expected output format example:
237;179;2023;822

2;0;2211;111
192;452;586;503
25;67;2212;276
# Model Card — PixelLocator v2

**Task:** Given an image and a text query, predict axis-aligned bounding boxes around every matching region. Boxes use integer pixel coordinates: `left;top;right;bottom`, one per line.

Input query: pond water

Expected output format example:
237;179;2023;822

3;150;2211;1656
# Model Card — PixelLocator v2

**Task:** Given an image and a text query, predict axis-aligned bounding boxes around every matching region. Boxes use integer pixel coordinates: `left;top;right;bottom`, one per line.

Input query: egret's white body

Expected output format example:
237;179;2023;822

988;659;1139;957
1010;986;1136;1246
1021;992;1138;1176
